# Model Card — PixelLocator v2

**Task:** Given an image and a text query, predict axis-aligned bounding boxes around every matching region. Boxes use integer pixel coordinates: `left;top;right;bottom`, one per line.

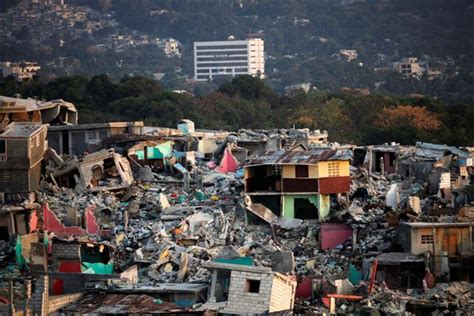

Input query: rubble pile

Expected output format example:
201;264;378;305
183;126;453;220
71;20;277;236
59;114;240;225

0;115;472;315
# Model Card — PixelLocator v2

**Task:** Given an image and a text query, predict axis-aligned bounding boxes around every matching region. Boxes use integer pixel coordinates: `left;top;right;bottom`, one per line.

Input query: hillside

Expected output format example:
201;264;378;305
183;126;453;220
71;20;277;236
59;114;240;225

1;0;474;102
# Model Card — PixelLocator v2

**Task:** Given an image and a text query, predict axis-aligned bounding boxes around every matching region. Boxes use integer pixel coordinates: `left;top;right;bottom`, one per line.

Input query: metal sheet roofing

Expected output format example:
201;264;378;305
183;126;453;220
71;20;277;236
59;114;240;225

244;148;352;166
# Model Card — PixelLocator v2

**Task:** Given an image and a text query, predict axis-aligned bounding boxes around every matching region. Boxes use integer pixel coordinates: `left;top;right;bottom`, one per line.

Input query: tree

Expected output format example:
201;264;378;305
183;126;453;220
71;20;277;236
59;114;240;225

374;105;443;144
218;76;276;101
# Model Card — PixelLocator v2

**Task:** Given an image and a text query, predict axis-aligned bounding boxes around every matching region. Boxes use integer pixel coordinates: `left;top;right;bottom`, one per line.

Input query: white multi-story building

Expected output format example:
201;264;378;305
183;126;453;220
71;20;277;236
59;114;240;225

194;38;264;81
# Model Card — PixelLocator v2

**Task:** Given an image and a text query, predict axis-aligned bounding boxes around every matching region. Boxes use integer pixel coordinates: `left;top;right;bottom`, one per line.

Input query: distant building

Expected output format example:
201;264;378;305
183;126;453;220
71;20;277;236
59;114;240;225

0;61;41;81
194;38;264;81
163;38;182;58
338;49;358;62
394;58;427;79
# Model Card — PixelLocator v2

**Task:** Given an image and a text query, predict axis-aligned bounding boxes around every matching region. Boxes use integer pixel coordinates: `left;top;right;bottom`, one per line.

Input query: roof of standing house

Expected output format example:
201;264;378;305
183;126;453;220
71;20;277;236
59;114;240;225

400;222;474;228
244;148;353;167
376;252;424;265
0;122;46;138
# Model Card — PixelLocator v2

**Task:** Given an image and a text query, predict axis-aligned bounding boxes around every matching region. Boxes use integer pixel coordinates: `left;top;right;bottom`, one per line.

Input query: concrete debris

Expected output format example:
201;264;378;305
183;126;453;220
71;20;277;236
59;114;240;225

0;116;473;315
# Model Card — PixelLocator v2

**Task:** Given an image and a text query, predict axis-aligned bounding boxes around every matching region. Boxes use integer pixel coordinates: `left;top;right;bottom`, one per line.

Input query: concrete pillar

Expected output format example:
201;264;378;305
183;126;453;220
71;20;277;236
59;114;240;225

208;269;218;303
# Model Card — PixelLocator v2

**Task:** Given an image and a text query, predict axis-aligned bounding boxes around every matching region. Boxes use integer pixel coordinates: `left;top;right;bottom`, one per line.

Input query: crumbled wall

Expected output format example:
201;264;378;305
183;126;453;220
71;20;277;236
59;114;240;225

53;243;81;260
269;273;296;312
48;293;83;313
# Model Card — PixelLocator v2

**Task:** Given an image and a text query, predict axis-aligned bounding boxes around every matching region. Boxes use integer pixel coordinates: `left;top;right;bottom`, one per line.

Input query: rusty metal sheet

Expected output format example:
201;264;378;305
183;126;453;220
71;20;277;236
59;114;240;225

318;176;351;194
245;148;352;167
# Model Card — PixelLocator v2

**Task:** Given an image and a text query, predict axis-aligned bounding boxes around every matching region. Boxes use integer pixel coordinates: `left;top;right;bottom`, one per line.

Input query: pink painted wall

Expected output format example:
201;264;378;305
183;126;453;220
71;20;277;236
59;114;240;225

320;223;353;250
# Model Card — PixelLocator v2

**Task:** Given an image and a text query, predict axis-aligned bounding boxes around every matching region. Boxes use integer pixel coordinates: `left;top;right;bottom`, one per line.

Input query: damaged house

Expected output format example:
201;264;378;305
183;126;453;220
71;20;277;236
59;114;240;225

201;261;297;314
0;122;48;198
0;95;77;126
47;121;144;155
244;147;352;220
353;144;399;175
47;149;133;192
399;222;474;282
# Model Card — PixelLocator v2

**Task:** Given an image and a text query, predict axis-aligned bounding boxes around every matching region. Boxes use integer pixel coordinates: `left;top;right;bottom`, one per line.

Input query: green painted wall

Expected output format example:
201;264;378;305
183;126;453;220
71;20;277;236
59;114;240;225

282;195;318;218
317;194;331;220
281;194;331;220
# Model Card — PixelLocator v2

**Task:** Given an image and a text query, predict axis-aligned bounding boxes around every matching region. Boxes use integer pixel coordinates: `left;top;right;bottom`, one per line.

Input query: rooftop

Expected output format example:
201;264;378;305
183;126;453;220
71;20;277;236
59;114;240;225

245;148;352;167
400;221;474;228
376;252;424;265
0;122;45;138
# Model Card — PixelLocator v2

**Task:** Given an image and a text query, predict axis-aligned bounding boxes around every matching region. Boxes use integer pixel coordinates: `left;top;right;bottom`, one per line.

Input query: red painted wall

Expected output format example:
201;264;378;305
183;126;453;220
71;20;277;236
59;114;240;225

318;176;351;194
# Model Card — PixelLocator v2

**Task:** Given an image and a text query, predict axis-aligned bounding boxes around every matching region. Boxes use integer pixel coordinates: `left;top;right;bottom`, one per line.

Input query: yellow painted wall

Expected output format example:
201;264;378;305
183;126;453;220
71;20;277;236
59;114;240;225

282;165;295;178
282;165;318;178
244;167;255;179
316;160;350;178
308;165;318;178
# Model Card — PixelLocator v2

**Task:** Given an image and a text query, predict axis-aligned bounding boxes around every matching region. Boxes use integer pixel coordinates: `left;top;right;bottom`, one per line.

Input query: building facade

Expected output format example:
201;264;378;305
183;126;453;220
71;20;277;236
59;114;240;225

398;222;474;282
395;58;427;79
0;61;41;81
194;38;264;81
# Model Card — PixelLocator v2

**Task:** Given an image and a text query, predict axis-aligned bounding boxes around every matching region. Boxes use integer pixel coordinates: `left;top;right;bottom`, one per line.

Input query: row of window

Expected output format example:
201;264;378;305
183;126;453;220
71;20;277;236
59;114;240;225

196;62;249;68
196;56;248;62
195;44;248;50
196;50;248;56
196;68;248;74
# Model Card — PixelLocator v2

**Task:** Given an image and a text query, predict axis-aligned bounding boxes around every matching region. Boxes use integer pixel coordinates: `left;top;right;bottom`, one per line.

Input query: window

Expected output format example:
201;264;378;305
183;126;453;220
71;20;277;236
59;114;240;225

328;162;340;177
86;130;100;143
245;279;260;293
0;170;11;182
421;235;434;244
295;165;309;178
0;140;6;161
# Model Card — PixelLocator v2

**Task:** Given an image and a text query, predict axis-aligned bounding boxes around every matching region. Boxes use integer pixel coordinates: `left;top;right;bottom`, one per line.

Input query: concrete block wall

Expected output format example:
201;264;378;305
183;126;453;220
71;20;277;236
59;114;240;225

48;293;83;313
224;270;274;315
269;273;297;312
53;243;81;260
30;275;48;316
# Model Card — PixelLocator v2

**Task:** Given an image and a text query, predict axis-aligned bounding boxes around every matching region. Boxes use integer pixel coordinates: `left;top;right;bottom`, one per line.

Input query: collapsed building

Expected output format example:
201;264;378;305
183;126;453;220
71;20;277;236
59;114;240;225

0;96;472;314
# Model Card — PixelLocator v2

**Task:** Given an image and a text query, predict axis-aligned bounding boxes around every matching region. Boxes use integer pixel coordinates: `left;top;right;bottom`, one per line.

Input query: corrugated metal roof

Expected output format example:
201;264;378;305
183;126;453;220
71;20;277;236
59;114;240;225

245;148;352;166
415;142;471;160
61;293;191;314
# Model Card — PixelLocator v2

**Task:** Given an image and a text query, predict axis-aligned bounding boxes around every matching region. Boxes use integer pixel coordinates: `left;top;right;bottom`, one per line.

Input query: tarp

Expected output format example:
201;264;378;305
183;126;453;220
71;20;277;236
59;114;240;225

16;236;26;270
82;262;113;274
216;148;238;173
214;257;254;266
348;264;362;285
